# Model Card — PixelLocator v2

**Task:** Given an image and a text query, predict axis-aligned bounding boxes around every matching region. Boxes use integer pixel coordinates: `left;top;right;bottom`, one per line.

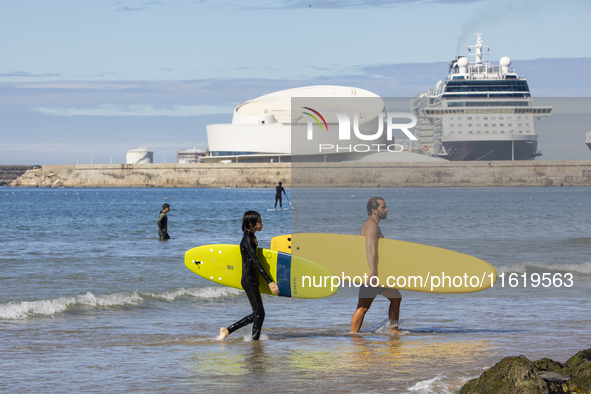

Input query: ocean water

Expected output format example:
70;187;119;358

1;186;590;393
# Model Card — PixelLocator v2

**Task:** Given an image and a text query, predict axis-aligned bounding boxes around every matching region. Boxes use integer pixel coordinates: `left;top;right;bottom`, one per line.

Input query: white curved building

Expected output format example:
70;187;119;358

206;85;384;157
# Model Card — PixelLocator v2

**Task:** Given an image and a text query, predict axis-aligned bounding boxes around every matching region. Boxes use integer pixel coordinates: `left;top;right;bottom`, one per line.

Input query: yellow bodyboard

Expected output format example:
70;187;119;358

185;244;337;299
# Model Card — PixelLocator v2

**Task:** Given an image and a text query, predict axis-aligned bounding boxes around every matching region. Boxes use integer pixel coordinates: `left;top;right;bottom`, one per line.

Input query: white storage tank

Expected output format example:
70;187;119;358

177;147;206;163
126;147;154;164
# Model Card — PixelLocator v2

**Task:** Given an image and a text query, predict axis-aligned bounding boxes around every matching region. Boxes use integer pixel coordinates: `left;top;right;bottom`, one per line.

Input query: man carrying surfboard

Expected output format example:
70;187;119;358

350;197;403;334
218;211;280;341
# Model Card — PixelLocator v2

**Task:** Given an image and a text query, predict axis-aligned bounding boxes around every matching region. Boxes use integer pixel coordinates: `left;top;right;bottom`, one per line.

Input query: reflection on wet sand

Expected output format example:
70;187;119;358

186;333;496;392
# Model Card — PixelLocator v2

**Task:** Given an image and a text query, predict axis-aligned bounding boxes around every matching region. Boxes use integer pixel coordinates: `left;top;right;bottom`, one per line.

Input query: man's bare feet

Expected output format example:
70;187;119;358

217;327;229;340
390;322;402;334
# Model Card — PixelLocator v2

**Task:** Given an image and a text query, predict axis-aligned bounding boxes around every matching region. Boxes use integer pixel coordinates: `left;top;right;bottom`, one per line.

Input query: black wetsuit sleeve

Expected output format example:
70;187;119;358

157;212;167;230
246;233;273;285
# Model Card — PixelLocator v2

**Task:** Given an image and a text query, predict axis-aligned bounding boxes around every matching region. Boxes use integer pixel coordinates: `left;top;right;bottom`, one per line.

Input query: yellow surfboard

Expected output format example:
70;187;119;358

185;244;337;299
270;234;497;294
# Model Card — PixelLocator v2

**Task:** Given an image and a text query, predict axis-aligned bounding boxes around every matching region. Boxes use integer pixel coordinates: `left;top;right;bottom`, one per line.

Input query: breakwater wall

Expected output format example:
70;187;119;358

8;161;591;188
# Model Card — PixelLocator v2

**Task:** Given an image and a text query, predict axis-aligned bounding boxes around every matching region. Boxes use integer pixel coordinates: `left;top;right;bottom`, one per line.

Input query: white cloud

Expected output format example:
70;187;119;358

31;104;235;117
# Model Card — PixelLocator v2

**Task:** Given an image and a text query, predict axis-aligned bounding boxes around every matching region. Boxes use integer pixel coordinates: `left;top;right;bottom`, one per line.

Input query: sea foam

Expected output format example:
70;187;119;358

147;286;243;301
407;374;454;393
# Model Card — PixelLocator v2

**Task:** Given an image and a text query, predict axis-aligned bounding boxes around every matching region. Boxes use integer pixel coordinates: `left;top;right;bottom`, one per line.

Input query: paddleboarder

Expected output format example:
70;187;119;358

273;182;287;210
157;204;171;240
350;197;402;334
218;211;280;340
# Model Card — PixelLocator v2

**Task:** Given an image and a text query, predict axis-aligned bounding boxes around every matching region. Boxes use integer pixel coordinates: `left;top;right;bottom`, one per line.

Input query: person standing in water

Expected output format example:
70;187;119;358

218;211;280;340
274;181;287;210
157;204;171;240
350;197;402;334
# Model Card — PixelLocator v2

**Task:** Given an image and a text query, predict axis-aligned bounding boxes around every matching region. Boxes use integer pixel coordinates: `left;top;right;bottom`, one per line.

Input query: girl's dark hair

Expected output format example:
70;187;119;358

242;211;261;232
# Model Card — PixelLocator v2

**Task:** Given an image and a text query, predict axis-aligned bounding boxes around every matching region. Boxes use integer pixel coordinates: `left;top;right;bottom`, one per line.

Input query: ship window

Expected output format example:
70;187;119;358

508;123;512;126
468;124;472;127
476;124;480;126
476;117;480;120
493;131;497;134
519;130;523;133
450;131;454;134
458;124;462;127
450;124;454;127
483;117;488;120
518;123;522;126
501;130;505;134
485;131;489;134
484;124;488;127
477;131;481;134
469;131;473;134
527;130;530;133
526;123;529;126
518;116;522;119
467;117;472;120
500;123;504;127
492;123;496;127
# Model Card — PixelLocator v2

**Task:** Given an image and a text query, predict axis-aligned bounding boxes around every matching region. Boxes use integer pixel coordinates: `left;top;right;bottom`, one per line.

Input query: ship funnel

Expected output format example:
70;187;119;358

457;57;469;74
500;56;511;74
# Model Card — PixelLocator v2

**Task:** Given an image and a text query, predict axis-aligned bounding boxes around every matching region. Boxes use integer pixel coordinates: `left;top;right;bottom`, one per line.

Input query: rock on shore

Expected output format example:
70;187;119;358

459;349;591;394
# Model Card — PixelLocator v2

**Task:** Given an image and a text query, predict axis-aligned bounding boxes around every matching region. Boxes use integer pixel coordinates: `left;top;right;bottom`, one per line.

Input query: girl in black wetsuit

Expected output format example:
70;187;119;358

218;211;280;340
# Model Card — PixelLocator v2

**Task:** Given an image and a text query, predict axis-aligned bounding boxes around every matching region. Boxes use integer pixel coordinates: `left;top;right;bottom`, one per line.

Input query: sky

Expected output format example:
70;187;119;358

1;0;590;164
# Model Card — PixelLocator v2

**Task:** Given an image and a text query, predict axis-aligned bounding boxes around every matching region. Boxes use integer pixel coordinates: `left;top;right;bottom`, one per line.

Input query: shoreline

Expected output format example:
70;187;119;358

7;160;591;188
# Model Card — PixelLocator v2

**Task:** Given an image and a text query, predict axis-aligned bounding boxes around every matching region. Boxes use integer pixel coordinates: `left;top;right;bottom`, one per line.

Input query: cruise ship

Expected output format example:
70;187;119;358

411;34;552;161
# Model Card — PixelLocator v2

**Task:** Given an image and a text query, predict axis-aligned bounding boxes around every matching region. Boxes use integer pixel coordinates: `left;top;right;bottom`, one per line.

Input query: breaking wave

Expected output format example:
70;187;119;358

0;286;243;320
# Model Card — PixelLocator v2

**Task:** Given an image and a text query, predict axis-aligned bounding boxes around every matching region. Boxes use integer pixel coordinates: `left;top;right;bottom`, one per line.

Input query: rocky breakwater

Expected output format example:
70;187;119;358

0;165;39;186
9;163;291;188
459;349;591;394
